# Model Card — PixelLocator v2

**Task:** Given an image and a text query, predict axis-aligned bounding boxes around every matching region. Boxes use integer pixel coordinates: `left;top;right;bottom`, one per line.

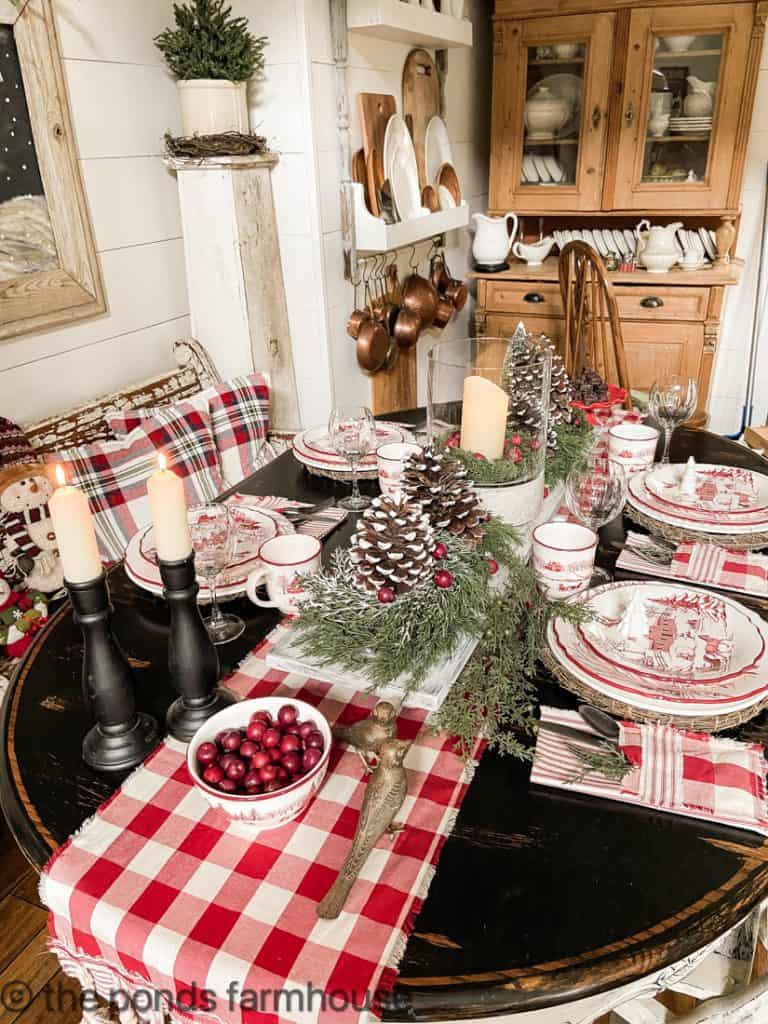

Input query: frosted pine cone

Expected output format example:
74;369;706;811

349;496;435;595
401;447;488;547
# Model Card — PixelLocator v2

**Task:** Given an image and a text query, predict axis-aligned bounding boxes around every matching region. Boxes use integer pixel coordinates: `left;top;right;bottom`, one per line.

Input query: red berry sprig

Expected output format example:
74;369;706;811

434;569;454;589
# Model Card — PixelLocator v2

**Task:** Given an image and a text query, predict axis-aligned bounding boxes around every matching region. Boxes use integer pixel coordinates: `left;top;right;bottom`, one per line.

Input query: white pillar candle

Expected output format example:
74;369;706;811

460;375;509;461
49;466;103;584
147;454;192;562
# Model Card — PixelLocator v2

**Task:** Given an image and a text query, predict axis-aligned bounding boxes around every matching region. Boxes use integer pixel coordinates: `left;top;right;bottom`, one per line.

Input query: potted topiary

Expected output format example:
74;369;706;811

156;0;267;137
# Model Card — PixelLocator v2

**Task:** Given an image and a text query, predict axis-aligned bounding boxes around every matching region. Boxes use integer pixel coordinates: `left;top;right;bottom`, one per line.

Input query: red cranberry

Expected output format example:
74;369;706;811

219;753;239;771
377;586;395;605
282;752;301;775
278;704;298;727
239;740;260;759
250;750;271;770
432;542;448;561
298;721;315;740
267;746;282;764
285;723;301;736
264;779;284;793
302;748;322;771
305;730;324;750
218;778;238;793
487;558;499;575
276;766;288;781
226;758;247;781
196;742;218;766
259;764;279;783
250;710;272;726
219;730;242;753
263;727;282;749
280;733;301;753
434;569;454;589
202;765;225;786
243;771;263;792
246;720;266;743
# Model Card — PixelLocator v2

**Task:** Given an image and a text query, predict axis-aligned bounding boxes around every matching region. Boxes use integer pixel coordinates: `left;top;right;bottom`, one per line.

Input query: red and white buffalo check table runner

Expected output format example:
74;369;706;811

41;627;481;1024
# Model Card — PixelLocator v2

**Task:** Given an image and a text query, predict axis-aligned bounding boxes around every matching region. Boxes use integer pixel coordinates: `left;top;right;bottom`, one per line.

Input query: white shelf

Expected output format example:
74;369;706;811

349;182;469;252
347;0;473;48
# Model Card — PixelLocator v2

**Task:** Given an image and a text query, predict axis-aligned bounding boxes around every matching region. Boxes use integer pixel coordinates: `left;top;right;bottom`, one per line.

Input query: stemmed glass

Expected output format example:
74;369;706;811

188;504;245;645
328;405;376;510
649;375;698;465
565;454;627;583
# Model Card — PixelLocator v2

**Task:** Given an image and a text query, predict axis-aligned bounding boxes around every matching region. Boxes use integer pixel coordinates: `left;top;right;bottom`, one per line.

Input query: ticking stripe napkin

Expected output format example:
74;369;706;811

531;707;768;836
616;531;768;597
227;493;348;541
41;626;481;1024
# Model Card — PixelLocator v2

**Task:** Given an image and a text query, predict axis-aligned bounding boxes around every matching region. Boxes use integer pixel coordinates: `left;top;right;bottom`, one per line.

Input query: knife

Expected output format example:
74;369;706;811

538;721;616;753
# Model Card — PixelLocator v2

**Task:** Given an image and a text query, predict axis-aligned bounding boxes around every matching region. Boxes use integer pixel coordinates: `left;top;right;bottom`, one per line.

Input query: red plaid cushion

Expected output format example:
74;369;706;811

111;375;270;487
49;404;223;562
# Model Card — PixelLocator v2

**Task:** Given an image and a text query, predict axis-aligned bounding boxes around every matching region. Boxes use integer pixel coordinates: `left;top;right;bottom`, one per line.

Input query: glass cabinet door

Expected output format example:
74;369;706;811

490;13;614;213
610;4;752;211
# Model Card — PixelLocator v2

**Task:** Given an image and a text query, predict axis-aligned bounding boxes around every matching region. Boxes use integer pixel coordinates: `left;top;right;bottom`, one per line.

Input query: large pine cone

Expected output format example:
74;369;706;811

350;496;435;595
502;326;574;449
401;447;488;547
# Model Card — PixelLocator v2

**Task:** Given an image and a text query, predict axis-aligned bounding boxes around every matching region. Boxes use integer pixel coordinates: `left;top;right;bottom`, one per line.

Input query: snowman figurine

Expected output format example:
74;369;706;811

0;462;63;593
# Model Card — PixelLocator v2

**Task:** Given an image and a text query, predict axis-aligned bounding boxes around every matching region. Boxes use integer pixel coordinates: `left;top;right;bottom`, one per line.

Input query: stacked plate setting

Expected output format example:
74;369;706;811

669;116;712;135
291;422;416;479
547;580;768;720
627;463;768;539
124;505;294;600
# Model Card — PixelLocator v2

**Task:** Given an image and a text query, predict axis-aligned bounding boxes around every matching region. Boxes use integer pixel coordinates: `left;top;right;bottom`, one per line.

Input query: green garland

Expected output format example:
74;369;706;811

448;411;595;490
292;517;591;761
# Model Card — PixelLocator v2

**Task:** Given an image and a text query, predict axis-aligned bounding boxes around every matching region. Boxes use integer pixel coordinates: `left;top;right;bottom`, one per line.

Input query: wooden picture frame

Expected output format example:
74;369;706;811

0;0;105;340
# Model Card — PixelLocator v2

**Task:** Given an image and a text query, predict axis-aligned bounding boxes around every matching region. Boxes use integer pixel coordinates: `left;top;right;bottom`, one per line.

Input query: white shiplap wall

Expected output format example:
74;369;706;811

306;0;492;409
0;0;189;425
708;34;768;435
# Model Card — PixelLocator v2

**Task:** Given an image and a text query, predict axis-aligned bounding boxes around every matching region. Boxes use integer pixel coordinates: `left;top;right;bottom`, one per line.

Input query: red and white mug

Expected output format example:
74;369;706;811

377;442;422;501
608;423;660;476
532;522;598;599
246;534;322;615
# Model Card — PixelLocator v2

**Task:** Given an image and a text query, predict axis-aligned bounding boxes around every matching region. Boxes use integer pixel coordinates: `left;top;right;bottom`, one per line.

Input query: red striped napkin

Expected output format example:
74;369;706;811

531;706;768;836
228;493;348;541
616;531;768;597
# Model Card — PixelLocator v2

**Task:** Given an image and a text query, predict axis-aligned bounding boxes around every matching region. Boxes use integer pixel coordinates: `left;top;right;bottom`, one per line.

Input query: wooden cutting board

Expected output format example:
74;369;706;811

402;49;440;190
358;93;396;185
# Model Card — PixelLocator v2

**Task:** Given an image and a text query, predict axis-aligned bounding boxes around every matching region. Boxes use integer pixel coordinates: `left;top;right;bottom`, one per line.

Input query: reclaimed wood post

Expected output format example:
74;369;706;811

167;154;301;432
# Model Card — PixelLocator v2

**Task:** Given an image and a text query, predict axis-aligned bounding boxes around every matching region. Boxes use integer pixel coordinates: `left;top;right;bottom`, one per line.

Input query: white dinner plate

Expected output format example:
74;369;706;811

547;582;768;715
627;473;768;534
700;227;717;260
425;116;453;187
544;155;564;182
533;155;552;183
522;155;539;183
293;422;412;469
645;464;768;517
382;114;410;188
390;139;424;221
622;229;636;254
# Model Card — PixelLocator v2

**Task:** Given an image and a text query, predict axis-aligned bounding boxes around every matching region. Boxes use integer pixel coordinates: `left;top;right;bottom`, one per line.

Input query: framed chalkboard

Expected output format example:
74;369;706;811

0;0;104;339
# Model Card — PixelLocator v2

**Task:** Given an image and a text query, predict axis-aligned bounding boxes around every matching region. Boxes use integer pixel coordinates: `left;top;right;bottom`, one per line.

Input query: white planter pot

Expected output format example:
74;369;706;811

178;79;249;136
474;474;545;550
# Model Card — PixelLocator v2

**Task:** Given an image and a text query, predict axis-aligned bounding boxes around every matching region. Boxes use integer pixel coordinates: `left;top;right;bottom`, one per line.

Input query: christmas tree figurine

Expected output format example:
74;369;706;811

349;496;435;596
502;322;574;449
401;447;488;547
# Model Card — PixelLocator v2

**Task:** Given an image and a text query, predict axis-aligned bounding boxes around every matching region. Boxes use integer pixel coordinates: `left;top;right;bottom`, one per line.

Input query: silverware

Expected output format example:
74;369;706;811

538;722;610;753
578;704;621;742
611;539;675;566
280;499;336;520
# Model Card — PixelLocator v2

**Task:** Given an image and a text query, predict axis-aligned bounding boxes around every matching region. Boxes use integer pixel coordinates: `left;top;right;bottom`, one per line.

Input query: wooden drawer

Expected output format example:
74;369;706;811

613;286;710;322
485;281;564;318
621;321;704;391
486;314;566;355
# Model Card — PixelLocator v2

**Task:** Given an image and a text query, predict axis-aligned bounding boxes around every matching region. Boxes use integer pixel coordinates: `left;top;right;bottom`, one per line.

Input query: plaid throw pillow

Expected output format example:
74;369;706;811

111;374;270;487
49;404;223;562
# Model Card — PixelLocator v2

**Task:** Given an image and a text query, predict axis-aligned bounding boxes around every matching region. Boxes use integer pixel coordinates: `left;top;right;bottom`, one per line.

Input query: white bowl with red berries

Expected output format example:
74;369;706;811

186;698;332;830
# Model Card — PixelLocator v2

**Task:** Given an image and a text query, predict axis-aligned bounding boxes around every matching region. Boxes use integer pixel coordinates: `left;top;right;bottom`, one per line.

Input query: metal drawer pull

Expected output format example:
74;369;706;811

523;292;545;303
592;105;602;129
641;296;664;309
625;103;634;127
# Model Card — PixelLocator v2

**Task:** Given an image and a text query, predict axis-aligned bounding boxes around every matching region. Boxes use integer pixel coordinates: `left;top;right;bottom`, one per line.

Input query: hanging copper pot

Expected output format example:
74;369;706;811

432;296;454;330
355;318;389;372
372;300;399;335
393;307;421;348
445;280;468;311
430;254;451;294
401;273;438;328
347;308;371;340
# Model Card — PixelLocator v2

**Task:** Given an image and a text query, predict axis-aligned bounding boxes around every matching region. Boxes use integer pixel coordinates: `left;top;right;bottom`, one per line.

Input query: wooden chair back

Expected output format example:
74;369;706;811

558;240;632;410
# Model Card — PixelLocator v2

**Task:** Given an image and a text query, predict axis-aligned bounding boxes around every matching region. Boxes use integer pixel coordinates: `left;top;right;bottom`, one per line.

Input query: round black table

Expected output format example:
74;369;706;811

3;426;768;1021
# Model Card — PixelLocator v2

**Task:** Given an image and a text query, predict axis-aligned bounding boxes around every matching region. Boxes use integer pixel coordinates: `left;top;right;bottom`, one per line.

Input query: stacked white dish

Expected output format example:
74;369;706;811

547;580;768;720
627;464;768;537
292;422;416;480
521;154;565;184
124;505;293;599
554;227;636;257
383;114;429;222
669;116;712;135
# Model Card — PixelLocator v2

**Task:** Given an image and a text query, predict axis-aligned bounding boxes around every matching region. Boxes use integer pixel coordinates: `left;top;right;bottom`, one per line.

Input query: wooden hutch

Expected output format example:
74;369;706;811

475;0;767;413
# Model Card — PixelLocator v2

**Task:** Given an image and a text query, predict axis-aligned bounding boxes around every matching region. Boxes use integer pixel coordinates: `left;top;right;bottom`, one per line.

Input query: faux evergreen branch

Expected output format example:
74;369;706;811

565;742;632;784
155;0;267;82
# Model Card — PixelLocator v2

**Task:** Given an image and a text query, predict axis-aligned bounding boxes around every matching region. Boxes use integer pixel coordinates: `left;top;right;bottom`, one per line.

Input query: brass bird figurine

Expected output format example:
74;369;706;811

317;738;411;919
332;701;398;772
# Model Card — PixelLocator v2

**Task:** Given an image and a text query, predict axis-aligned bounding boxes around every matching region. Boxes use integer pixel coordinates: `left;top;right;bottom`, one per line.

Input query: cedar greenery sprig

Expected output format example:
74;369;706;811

155;0;267;82
293;521;518;691
566;742;632;784
433;563;591;759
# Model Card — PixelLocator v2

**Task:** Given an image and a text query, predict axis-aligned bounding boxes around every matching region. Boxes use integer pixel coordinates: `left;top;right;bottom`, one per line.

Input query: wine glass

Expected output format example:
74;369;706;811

188;504;245;645
565;454;627;584
649;375;698;465
328;405;376;510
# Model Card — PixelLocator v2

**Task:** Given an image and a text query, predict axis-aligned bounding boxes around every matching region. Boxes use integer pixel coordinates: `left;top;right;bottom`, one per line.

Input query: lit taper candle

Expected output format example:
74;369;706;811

49;465;103;583
147;453;192;562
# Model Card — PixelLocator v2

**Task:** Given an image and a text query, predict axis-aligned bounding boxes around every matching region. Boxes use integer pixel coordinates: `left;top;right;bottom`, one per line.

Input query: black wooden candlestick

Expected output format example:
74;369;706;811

159;553;236;742
69;574;159;773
